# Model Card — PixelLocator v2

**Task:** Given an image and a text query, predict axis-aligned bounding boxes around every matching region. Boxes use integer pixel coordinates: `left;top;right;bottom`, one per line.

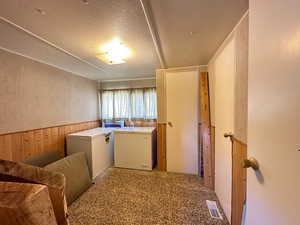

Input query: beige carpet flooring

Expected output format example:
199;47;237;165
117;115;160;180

69;168;229;225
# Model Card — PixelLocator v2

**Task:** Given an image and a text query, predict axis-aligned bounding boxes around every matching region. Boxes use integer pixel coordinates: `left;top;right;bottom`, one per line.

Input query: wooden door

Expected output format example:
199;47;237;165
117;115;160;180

165;70;199;175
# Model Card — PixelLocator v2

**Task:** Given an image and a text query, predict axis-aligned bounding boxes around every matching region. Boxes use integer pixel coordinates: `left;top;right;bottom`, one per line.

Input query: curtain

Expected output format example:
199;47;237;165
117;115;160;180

131;89;144;119
101;91;114;120
101;88;157;120
113;90;130;119
144;88;157;119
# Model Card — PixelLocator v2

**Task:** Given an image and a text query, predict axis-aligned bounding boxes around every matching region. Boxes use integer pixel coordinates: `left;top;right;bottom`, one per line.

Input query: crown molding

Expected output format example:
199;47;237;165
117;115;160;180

157;65;208;73
100;77;155;82
140;0;167;69
208;10;249;65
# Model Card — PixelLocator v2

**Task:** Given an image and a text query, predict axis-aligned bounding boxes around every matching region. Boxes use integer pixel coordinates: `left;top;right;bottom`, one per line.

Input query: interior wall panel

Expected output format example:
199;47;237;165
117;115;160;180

234;15;249;143
0;49;99;135
208;12;249;222
156;69;166;123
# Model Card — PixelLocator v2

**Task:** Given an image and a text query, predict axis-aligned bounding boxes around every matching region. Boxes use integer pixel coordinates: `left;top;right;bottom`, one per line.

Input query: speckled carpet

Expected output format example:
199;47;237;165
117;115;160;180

69;168;229;225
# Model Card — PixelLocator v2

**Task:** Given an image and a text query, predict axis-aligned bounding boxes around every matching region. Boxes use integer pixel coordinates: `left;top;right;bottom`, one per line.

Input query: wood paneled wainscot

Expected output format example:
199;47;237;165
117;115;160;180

157;123;166;171
0;120;100;162
231;137;247;225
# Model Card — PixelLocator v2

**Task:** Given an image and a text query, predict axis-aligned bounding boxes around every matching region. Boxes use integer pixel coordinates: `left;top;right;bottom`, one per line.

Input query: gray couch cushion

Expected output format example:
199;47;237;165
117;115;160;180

45;152;92;205
22;151;63;167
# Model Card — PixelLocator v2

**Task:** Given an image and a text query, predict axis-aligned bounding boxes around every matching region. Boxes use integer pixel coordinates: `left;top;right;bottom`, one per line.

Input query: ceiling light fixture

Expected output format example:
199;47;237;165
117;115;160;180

96;38;131;65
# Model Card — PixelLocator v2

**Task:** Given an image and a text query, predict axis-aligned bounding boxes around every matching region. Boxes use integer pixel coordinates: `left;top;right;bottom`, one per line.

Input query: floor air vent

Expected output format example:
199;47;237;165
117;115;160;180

206;200;223;220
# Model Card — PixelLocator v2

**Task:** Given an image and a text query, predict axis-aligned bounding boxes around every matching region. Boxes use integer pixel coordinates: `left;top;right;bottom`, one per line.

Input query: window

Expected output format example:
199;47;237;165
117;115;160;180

101;88;157;120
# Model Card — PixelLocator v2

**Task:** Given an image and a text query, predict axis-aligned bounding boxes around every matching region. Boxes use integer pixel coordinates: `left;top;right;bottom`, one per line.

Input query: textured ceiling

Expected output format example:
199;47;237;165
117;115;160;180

0;0;159;80
149;0;249;67
0;19;106;80
0;0;248;80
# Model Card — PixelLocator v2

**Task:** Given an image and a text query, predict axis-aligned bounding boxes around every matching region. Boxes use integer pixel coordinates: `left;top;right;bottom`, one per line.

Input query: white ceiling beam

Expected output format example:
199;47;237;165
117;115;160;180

0;16;107;74
139;0;167;69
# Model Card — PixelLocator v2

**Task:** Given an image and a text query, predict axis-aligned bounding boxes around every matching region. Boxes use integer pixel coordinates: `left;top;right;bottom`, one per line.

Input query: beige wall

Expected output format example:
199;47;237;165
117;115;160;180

210;37;236;221
246;1;300;224
208;13;248;221
234;15;248;143
209;13;248;142
0;49;99;135
156;69;166;123
100;78;156;90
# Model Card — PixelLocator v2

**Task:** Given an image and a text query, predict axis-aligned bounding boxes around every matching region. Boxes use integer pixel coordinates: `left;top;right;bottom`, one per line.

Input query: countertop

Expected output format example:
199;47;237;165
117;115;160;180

68;127;156;137
68;127;114;137
113;127;156;134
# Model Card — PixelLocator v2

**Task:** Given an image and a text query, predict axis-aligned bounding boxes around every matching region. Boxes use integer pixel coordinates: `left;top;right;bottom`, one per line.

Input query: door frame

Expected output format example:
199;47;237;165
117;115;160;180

156;68;215;187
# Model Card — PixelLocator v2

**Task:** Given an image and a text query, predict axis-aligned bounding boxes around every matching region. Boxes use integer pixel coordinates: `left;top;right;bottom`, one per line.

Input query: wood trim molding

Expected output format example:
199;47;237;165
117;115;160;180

199;71;214;189
101;77;155;82
224;133;246;146
140;0;166;69
210;125;215;189
0;120;100;162
208;10;249;65
157;65;208;73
